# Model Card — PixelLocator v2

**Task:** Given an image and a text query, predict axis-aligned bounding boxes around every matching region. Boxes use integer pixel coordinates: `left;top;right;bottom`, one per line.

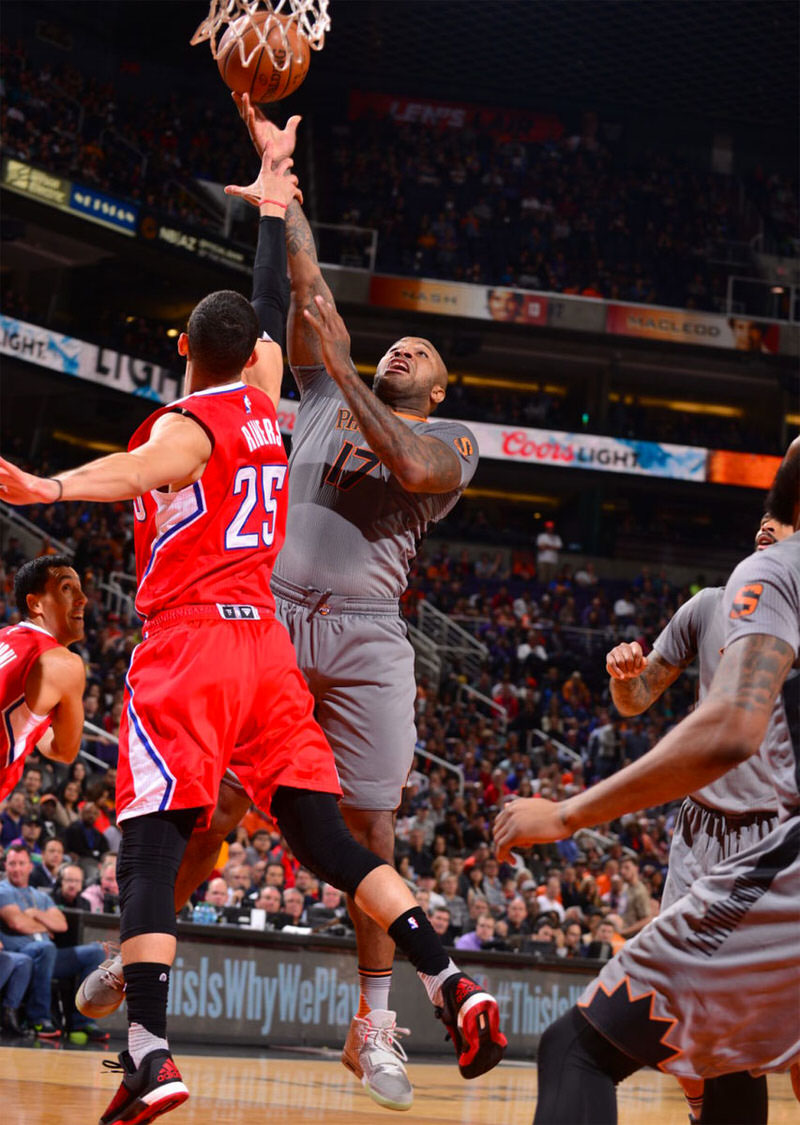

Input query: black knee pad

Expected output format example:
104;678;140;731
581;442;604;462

118;808;199;941
541;1007;641;1085
271;787;385;897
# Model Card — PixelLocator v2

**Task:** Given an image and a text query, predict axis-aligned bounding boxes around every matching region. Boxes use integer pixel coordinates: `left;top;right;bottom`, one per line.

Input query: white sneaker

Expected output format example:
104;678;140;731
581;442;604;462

76;947;125;1019
341;1009;413;1112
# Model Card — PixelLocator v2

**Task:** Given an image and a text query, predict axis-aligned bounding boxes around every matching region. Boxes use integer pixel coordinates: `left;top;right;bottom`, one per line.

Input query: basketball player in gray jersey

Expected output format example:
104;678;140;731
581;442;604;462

495;438;800;1124
232;95;478;1112
605;510;793;1121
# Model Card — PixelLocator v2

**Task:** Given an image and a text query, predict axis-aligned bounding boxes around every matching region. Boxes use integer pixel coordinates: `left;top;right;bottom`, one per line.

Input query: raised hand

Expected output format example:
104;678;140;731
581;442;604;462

606;641;647;680
0;456;59;506
224;139;301;209
232;92;301;163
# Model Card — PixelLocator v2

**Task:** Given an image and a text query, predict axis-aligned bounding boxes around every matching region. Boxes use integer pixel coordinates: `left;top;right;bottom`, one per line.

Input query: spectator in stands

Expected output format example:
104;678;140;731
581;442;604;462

51;863;93;918
405;826;434;879
439;873;469;934
0;792;27;848
455;912;496;951
429;906;457;945
0;938;34;1038
499;896;533;945
0;844;105;1039
21;766;45;810
619;856;654;938
63;801;109;875
264;861;286;891
204;879;229;913
594;917;624;956
11;813;45;863
282;887;308;927
30;837;65;891
55;778;82;827
536;521;562;585
536;871;566;922
81;852;119;914
562;920;586;959
320;883;351;927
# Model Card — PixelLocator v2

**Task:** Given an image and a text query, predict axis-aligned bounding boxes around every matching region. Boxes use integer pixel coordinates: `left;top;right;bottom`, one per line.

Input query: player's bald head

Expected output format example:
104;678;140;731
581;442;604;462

765;437;800;530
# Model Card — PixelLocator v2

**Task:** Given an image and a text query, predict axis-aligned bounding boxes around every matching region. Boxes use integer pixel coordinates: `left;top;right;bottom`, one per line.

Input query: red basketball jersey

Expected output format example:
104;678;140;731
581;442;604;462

0;622;60;800
129;381;288;620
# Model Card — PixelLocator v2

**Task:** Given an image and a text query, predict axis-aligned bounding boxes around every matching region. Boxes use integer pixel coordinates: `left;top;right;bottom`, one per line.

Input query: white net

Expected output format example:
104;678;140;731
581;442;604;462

191;0;330;69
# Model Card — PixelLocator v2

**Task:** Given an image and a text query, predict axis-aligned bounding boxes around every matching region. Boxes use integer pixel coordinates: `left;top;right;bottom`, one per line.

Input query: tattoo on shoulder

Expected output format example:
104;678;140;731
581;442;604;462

711;634;794;714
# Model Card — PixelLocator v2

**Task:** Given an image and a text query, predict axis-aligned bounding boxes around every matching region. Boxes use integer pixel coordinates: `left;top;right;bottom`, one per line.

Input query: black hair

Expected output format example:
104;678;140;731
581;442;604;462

187;290;259;381
14;555;75;617
764;440;800;527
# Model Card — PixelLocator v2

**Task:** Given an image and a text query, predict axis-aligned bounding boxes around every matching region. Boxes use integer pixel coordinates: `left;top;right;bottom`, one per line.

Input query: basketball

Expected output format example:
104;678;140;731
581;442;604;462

217;12;310;102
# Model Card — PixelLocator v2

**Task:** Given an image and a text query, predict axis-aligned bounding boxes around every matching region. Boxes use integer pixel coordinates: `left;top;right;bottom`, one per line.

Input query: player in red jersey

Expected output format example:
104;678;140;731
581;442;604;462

1;556;86;801
0;146;504;1124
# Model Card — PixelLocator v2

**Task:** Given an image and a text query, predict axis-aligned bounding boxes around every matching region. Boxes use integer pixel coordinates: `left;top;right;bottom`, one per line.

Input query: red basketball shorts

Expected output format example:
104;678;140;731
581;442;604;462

116;613;340;829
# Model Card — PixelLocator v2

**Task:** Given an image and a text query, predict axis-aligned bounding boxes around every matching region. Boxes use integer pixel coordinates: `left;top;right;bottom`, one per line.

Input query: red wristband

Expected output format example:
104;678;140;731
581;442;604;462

258;198;288;209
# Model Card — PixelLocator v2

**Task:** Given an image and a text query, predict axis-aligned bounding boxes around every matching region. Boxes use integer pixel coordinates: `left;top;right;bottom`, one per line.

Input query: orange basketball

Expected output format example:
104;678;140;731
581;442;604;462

217;12;309;102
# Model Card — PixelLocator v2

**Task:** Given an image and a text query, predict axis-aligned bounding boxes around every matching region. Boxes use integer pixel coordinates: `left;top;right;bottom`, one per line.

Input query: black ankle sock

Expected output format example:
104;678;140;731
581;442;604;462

123;962;170;1038
388;907;450;976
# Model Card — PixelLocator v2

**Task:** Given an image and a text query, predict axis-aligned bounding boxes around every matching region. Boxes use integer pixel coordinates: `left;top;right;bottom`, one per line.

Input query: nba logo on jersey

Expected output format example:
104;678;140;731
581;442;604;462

408;917;419;930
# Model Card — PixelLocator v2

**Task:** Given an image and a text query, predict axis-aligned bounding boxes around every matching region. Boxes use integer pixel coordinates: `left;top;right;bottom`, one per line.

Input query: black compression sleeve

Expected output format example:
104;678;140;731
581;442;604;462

251;215;290;349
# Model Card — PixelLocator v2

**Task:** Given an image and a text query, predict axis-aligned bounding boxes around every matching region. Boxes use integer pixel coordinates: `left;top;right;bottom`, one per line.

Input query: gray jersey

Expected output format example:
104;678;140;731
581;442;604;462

654;587;777;814
581;534;800;1081
723;532;800;819
273;365;478;599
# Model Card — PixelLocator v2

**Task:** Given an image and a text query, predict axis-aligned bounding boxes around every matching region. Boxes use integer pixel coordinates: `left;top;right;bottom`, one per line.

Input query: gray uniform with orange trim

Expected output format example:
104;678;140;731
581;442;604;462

272;363;478;809
579;534;800;1080
653;587;779;909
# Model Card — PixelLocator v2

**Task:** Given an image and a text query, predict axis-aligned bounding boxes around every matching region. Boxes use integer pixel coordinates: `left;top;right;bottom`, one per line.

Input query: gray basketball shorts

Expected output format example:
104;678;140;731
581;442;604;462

273;583;416;811
661;797;779;910
579;814;800;1080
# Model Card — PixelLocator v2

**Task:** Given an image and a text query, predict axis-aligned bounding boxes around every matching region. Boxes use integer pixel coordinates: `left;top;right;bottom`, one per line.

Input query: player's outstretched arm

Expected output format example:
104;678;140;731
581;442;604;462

225;137;301;405
607;643;684;715
231;92;326;369
0;414;211;504
494;631;794;858
304;295;463;494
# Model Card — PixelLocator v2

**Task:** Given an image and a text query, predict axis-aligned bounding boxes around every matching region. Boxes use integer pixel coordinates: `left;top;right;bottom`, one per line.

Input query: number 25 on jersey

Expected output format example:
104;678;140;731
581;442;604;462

225;464;287;549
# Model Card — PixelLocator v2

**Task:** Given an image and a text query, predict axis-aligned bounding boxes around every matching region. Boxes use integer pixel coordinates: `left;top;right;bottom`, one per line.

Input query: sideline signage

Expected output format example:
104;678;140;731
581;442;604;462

82;916;595;1056
0;313;780;488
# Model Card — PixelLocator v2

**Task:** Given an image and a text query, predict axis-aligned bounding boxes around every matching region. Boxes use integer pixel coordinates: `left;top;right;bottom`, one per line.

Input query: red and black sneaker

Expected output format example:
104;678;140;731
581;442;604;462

100;1048;189;1124
436;973;507;1079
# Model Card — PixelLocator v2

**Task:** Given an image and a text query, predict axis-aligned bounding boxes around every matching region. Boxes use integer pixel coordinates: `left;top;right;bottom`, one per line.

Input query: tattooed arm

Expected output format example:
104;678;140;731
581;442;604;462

284;199;336;368
607;645;688;715
302;294;463;493
495;633;793;852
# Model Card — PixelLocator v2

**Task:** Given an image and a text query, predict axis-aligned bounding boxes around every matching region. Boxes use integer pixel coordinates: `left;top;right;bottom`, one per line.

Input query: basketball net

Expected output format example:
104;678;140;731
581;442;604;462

191;0;330;69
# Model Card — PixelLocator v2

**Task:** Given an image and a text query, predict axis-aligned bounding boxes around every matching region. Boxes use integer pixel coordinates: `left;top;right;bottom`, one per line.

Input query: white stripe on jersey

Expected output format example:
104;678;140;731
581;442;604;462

140;480;207;584
119;647;178;821
2;696;49;768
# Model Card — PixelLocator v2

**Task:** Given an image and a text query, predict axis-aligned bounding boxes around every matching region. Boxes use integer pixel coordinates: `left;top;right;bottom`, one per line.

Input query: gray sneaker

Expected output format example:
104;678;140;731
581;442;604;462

341;1009;413;1111
75;947;125;1019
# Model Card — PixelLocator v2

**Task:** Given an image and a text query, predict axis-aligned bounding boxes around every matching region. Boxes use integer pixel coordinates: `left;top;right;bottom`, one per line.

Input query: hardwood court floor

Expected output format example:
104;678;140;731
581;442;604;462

0;1044;795;1124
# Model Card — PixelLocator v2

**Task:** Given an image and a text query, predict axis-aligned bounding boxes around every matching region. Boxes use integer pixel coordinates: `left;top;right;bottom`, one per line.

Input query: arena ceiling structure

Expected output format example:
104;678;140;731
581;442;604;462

313;0;798;129
25;1;798;131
